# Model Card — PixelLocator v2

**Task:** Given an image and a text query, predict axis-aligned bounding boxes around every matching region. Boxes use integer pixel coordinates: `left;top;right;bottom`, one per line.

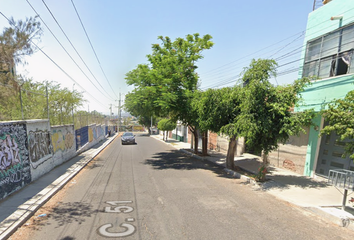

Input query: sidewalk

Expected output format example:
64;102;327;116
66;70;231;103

150;134;354;230
0;133;119;240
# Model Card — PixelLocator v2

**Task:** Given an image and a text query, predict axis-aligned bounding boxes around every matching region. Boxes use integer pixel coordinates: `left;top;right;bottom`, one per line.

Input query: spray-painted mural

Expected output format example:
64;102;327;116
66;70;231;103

52;127;75;153
52;130;65;153
28;129;53;169
88;126;94;143
0;123;31;199
51;125;76;165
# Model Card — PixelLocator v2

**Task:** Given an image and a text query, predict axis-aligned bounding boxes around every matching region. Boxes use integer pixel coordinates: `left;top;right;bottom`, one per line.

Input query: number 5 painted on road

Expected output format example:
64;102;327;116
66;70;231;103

98;223;135;237
104;201;133;213
105;205;133;213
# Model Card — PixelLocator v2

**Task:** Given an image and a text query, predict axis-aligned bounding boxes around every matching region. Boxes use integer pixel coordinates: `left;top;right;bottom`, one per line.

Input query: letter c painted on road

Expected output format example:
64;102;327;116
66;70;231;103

98;223;135;237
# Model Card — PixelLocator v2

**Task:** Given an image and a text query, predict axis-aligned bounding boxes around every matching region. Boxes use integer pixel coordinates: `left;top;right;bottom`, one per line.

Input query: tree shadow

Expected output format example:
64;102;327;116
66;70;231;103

260;174;331;191
143;150;237;179
47;202;98;227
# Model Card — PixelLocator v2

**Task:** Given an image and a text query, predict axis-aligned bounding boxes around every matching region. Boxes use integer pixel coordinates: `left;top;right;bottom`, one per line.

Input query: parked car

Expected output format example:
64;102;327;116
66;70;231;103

121;132;136;145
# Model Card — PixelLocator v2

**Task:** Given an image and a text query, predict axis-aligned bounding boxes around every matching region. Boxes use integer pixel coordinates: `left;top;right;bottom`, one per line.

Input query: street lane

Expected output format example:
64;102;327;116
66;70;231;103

10;134;354;240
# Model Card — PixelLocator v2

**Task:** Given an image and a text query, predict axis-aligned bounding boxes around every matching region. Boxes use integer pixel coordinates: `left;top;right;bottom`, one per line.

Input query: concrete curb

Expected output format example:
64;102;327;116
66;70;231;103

306;206;354;231
0;134;118;240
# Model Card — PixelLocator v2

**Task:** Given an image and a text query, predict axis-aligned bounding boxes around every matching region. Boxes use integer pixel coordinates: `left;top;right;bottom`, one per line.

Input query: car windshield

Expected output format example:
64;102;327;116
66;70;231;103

123;132;133;136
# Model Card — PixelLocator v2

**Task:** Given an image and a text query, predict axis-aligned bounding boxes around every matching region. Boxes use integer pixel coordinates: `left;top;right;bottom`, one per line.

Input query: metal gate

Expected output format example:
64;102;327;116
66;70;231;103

316;124;354;177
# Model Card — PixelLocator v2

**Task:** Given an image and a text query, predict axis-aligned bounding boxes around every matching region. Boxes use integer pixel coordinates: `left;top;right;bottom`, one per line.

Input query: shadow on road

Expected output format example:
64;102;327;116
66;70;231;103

48;202;98;227
144;149;332;190
143;150;236;179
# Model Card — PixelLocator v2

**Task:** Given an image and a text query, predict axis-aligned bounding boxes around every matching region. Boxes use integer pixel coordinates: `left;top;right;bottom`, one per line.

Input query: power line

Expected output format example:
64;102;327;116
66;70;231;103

40;0;116;101
25;0;114;102
71;0;118;100
0;11;107;108
200;6;354;86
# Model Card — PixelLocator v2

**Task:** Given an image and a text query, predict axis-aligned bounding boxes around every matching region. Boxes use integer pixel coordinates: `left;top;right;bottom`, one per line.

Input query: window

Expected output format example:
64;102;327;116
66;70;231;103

303;23;354;78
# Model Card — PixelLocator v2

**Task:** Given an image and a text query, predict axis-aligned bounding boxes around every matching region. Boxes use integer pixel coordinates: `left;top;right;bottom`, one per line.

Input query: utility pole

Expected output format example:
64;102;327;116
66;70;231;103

46;85;50;121
109;104;112;120
19;86;24;120
118;93;121;132
72;84;75;129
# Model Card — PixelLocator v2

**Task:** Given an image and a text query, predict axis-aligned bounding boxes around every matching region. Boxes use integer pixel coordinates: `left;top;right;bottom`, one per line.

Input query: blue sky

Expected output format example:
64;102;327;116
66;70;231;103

0;0;316;114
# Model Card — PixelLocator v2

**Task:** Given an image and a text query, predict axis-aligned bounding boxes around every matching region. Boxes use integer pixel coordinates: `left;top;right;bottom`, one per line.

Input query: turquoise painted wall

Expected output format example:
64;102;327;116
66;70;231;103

298;0;354;78
296;74;354;112
303;115;321;177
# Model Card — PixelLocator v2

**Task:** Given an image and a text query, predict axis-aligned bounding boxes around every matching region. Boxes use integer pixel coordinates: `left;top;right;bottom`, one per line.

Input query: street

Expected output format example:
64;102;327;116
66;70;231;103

10;134;354;240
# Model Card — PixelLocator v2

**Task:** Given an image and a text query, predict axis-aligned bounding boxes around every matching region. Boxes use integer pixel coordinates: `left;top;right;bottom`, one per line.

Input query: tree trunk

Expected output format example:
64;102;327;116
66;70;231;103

260;152;269;182
194;131;199;154
262;152;269;165
163;131;166;141
202;131;208;156
226;136;237;170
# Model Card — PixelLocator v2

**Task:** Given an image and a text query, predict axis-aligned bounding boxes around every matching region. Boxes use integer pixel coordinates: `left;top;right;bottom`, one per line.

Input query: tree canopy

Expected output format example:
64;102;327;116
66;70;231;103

321;90;354;160
125;33;214;152
236;59;314;165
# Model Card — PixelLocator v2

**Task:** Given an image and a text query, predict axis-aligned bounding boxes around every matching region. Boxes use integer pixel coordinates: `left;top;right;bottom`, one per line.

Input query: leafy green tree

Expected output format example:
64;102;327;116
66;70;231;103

125;33;214;152
194;87;242;163
321;90;354;160
237;59;314;178
157;118;177;141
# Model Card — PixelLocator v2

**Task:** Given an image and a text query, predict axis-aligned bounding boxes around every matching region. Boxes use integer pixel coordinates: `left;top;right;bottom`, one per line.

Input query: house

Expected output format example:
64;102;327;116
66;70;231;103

294;0;354;178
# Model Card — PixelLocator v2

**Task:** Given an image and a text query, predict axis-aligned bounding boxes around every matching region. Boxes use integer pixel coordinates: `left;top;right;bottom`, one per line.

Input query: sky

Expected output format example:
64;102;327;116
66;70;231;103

0;0;317;115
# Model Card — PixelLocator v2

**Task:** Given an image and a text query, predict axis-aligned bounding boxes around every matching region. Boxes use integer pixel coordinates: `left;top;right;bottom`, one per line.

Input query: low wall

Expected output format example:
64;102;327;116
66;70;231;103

0;121;31;199
0;119;108;201
26;120;53;181
51;125;76;166
77;124;106;153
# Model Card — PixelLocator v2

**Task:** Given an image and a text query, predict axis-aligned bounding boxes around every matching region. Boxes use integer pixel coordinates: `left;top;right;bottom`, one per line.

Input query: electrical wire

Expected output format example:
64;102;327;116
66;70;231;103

200;15;354;90
40;0;116;101
200;6;354;87
26;0;113;102
0;11;107;108
70;0;119;100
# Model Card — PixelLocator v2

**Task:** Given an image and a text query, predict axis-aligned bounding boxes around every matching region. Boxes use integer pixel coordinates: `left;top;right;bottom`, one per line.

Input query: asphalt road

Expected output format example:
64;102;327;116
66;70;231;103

10;134;354;240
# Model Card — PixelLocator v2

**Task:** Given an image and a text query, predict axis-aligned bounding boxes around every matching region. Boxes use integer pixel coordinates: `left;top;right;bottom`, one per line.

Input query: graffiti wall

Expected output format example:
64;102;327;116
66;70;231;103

0;122;31;200
0;119;111;201
51;125;76;165
26;120;54;181
76;125;106;153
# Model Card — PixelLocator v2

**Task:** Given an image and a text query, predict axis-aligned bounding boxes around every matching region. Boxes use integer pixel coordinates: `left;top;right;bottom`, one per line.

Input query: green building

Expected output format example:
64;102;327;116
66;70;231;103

295;0;354;177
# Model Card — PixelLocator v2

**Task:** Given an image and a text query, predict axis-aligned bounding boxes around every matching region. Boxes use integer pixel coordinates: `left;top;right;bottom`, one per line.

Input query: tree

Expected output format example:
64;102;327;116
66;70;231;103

321;90;354;160
157;118;177;141
0;16;42;83
237;59;314;179
125;33;214;153
194;87;242;164
0;17;42;120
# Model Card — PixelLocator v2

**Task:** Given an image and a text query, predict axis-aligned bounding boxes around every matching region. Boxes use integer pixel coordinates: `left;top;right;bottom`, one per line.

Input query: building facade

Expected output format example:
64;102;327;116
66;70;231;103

295;0;354;177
